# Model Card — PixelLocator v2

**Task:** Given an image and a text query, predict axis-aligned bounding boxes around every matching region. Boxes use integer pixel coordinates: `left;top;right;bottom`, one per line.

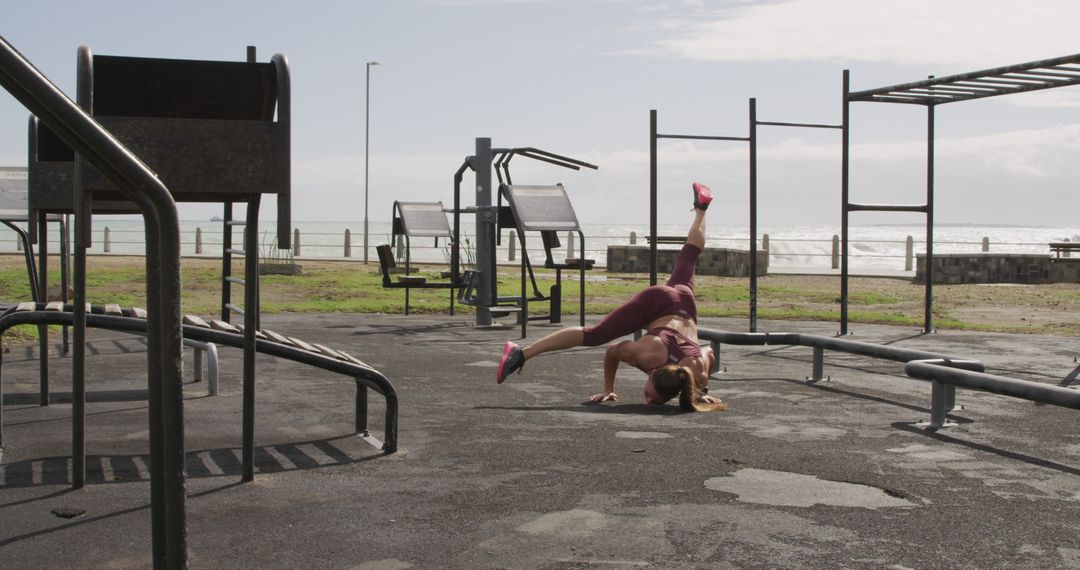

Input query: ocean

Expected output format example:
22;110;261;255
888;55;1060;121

7;220;1078;274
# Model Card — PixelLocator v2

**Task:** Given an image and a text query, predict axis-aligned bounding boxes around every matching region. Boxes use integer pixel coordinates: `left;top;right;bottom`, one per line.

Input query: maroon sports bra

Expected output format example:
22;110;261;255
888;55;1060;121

645;326;702;364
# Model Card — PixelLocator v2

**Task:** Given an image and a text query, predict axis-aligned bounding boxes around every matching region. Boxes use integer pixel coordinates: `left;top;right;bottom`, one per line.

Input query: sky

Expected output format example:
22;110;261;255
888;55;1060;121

2;0;1080;229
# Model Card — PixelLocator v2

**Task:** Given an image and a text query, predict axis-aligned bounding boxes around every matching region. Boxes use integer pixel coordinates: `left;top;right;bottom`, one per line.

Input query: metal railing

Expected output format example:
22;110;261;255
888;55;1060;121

696;328;984;429
0;35;186;568
7;226;1067;274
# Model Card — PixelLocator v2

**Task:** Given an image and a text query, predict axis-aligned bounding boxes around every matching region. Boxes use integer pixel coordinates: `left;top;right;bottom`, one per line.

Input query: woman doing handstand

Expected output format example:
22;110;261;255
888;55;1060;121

496;182;727;412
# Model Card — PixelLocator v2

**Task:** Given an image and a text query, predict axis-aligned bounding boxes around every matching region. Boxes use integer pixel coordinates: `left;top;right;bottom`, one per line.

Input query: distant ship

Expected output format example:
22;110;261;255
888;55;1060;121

210;216;224;222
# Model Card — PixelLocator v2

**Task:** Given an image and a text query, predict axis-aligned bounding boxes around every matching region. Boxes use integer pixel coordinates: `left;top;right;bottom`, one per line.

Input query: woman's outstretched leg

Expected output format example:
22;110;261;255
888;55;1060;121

497;327;584;383
686;206;706;250
667;183;711;288
688;181;711;248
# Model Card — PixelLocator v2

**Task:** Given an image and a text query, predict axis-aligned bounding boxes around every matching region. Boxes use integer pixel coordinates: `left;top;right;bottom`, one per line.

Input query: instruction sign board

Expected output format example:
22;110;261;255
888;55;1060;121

0;166;29;220
502;185;580;232
396;202;452;238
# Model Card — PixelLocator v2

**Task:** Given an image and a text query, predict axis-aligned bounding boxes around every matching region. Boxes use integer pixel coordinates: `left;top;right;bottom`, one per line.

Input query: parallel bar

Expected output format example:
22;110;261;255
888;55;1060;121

696;329;984;370
756;120;843;130
906;360;1080;410
847;203;929;213
657;133;750;142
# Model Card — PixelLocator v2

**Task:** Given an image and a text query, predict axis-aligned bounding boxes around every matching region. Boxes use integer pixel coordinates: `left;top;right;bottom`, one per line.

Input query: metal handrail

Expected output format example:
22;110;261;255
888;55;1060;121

697;328;986;429
0;308;398;452
0;36;185;568
905;359;1080;427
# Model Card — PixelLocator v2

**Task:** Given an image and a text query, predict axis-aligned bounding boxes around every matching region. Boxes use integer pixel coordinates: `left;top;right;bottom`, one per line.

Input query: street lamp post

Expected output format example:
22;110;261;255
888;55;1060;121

363;60;379;263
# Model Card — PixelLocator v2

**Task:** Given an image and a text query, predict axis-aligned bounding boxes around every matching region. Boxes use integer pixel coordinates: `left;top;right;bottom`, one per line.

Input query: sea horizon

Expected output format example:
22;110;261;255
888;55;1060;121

7;218;1078;273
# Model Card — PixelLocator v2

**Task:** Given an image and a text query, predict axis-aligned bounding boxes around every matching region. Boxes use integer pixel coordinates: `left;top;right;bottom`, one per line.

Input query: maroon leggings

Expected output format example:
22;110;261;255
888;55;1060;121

582;243;700;346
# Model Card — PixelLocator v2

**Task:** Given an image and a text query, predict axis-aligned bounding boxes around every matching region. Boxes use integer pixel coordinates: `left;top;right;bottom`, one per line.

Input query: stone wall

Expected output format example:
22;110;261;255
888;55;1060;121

915;253;1080;284
606;245;768;277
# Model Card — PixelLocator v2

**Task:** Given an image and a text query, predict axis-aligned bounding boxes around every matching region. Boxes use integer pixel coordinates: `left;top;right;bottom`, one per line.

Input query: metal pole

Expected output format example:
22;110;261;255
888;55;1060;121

649;110;658;286
363;61;379;264
3;38;187;567
475;137;494;326
242;197;260;482
925;98;935;333
840;70;851;335
748;98;758;333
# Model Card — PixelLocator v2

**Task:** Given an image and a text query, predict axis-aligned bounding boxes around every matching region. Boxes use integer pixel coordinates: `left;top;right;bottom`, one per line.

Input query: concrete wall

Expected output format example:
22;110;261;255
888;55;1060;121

915;253;1080;284
606;245;768;277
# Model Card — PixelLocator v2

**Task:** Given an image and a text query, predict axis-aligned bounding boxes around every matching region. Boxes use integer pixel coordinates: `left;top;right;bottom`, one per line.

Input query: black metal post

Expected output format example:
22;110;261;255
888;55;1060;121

924;99;935;333
578;230;586;327
242;196;260;482
355;382;368;435
475;138;493;326
221;202;233;322
840;70;851;335
452;169;462;280
520;229;528;338
748;98;758;332
649;110;658;286
1;37;187;568
60;216;70;353
33;216;49;401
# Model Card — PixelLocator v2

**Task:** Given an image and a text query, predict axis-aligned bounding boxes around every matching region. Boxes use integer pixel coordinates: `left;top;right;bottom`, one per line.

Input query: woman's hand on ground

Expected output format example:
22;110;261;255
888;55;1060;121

588;392;619;403
697;394;723;405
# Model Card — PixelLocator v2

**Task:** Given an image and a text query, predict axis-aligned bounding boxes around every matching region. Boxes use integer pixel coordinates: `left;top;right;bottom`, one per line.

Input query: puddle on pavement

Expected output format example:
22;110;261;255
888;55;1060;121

615;431;672;439
705;468;916;508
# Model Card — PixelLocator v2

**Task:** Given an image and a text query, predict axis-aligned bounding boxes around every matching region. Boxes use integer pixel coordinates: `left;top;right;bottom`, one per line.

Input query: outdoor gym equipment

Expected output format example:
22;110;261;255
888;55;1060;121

841;53;1080;335
0;39;399;569
380;201;458;315
650;101;842;333
452;139;597;333
499;183;592;337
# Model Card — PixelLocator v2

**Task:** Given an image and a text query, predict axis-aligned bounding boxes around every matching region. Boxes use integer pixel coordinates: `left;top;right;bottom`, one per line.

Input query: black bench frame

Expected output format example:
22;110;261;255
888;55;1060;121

499;183;593;337
377;201;458;315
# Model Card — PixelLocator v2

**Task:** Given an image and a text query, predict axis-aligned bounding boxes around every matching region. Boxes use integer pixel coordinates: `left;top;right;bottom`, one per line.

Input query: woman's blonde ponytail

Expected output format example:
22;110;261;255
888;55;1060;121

675;367;728;412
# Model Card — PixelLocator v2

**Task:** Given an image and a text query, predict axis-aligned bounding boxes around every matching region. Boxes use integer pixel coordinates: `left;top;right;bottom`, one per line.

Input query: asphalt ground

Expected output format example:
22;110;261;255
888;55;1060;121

2;312;1080;568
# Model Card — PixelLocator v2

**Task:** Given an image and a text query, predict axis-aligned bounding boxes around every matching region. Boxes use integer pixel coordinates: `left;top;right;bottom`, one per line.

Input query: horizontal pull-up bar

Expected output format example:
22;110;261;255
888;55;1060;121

756;120;843;130
656;133;750;142
847;203;929;213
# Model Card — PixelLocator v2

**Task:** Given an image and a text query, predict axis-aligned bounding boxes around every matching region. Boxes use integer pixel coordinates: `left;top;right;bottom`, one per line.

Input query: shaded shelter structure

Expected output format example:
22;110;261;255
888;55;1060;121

841;53;1080;335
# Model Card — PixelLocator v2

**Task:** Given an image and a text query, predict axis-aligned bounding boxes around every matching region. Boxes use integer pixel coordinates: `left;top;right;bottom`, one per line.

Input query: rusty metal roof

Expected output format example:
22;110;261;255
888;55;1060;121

849;53;1080;105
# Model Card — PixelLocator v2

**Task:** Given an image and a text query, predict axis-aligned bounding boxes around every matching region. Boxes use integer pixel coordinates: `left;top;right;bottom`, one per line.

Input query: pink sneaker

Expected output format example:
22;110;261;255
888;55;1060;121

496;341;525;384
692;182;713;210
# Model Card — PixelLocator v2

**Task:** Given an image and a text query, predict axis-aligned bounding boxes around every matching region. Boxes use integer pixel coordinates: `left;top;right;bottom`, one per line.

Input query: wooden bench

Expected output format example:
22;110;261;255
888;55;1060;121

1050;242;1080;261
